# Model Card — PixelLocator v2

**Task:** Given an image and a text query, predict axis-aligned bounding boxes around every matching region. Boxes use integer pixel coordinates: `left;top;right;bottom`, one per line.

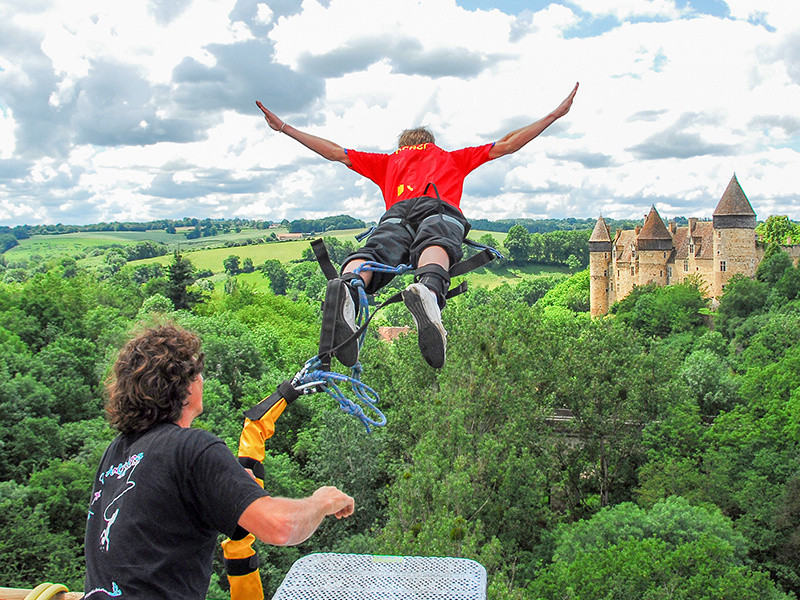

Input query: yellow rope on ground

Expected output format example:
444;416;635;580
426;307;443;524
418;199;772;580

23;583;68;600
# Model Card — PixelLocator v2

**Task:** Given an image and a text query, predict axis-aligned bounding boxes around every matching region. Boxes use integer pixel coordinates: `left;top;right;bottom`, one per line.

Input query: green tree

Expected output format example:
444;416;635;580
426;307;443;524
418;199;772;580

566;254;580;271
757;246;794;285
529;497;792;600
30;335;101;422
680;349;739;415
223;254;241;275
611;282;706;338
537;269;590;312
503;225;532;264
758;215;800;245
165;251;202;310
513;273;568;305
550;319;665;510
703;340;800;594
259;259;289;295
715;274;769;338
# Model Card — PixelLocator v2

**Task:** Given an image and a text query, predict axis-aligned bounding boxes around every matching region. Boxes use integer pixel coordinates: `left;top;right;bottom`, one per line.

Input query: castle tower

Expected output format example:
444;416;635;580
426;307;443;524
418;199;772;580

712;174;757;296
589;216;613;316
636;206;673;287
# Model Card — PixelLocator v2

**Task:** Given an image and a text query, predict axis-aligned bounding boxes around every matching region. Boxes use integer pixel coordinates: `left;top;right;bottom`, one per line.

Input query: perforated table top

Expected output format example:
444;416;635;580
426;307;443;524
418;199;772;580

271;553;487;600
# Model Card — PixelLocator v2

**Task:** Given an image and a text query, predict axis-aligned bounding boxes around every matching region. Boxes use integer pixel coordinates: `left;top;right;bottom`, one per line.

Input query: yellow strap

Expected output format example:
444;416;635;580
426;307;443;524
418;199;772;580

222;534;258;560
237;398;287;464
228;571;264;600
226;395;288;600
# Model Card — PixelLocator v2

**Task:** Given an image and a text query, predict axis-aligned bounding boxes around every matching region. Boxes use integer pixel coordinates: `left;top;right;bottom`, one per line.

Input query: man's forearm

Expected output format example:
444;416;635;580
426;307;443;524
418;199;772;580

237;496;325;546
500;113;558;153
238;487;354;546
489;82;578;159
281;125;351;164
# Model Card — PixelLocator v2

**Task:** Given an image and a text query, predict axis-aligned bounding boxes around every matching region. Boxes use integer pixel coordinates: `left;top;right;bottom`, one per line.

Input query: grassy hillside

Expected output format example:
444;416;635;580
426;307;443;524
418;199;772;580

4;226;543;293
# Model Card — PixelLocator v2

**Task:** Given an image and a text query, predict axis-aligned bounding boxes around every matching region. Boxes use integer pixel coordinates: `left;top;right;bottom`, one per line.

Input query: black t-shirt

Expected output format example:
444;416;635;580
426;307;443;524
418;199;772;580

84;423;268;600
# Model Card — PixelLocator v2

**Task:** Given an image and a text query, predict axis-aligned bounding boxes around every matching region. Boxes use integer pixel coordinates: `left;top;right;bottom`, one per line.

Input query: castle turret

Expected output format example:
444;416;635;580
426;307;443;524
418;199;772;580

636;206;673;287
712;174;757;295
589;216;613;316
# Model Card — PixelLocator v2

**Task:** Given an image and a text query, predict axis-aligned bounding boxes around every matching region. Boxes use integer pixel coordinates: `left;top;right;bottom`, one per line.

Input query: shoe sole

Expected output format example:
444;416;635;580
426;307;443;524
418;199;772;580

403;287;446;369
324;279;359;367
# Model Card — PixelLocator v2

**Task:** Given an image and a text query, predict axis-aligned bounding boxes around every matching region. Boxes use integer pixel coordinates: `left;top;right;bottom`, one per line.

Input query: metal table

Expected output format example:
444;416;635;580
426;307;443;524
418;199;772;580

272;553;486;600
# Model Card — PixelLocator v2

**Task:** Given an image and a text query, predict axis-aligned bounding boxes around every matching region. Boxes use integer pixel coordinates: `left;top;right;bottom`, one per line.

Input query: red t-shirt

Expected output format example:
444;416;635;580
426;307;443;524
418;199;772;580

346;143;494;210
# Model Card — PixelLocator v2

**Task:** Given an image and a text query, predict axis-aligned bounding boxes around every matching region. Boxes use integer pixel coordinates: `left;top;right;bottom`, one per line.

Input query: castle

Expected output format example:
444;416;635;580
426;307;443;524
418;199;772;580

589;174;763;316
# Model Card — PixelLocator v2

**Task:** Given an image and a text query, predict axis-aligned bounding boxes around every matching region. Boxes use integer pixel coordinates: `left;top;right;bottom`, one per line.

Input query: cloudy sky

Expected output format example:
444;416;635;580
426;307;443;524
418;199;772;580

1;0;798;227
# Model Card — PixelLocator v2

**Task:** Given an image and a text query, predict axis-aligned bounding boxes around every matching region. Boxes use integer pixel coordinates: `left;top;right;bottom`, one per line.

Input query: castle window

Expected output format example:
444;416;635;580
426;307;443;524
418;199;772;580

663;251;667;258
683;260;688;272
720;260;727;272
603;269;608;277
631;266;635;276
689;242;695;254
660;270;663;277
667;266;673;279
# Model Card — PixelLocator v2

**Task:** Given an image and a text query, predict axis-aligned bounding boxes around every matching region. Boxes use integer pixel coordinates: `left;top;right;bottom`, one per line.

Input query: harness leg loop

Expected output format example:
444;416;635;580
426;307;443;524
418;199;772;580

414;263;451;308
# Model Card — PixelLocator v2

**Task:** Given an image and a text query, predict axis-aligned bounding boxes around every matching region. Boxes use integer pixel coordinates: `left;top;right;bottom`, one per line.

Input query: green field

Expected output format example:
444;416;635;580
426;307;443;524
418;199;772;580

5;226;285;263
465;262;568;289
3;226;553;291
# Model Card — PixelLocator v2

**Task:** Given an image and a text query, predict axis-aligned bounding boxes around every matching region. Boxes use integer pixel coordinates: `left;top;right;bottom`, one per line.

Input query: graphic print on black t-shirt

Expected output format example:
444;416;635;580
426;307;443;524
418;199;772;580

89;451;144;552
85;450;145;598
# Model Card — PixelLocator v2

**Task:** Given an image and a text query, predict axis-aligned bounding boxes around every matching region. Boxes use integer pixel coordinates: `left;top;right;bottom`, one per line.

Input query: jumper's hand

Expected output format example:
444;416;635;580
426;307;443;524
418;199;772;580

552;82;579;119
256;100;284;132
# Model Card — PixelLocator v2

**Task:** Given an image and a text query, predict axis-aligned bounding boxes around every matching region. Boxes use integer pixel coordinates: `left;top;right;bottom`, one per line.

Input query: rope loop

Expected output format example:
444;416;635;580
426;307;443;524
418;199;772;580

348;260;413;358
293;356;386;433
285;260;414;432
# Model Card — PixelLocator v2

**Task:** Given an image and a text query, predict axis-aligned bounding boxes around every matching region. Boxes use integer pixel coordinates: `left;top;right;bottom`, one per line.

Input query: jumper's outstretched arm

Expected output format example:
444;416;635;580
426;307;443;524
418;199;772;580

256;101;352;166
488;82;579;159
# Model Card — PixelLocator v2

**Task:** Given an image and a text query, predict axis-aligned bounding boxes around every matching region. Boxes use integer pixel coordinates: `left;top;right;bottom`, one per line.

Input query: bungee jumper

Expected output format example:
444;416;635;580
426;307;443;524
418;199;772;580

221;84;580;597
257;81;579;370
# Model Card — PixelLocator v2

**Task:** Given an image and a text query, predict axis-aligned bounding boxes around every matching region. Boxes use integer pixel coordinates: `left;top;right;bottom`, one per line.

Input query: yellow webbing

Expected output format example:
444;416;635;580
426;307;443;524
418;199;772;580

224;395;289;600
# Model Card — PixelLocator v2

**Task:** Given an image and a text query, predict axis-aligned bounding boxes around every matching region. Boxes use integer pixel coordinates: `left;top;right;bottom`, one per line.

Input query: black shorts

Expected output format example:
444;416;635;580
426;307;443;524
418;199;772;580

343;196;470;294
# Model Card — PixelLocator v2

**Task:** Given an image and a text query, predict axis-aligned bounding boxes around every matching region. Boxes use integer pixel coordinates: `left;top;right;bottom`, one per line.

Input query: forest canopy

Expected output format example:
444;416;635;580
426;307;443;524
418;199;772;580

0;231;798;600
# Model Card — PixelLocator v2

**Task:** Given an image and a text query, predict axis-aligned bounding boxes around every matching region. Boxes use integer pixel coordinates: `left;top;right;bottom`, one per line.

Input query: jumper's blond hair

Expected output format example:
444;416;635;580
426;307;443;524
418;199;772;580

398;127;435;148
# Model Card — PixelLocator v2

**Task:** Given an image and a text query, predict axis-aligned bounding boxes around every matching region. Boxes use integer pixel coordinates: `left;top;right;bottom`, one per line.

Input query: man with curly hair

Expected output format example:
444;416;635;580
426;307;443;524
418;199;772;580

257;82;578;369
84;324;354;600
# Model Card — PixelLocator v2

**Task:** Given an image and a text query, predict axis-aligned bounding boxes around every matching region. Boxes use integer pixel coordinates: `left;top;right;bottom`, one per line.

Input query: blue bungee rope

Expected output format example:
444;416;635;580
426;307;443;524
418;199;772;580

293;261;413;432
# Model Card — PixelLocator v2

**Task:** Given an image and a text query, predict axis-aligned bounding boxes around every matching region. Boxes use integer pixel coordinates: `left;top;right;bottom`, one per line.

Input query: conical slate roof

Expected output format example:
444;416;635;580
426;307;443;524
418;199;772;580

638;206;672;240
713;174;755;217
589;216;612;242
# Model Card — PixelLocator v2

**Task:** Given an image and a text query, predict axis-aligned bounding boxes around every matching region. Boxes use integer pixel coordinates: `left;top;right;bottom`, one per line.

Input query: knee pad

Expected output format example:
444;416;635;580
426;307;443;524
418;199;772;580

415;264;450;308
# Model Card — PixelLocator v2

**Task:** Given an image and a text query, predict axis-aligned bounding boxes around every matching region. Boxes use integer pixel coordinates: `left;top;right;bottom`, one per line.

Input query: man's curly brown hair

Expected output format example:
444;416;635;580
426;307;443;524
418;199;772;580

398;127;435;148
106;325;205;435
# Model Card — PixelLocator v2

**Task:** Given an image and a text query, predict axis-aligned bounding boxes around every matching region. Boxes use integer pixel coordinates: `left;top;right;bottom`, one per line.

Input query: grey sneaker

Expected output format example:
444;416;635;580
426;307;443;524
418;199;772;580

402;282;446;369
326;278;359;367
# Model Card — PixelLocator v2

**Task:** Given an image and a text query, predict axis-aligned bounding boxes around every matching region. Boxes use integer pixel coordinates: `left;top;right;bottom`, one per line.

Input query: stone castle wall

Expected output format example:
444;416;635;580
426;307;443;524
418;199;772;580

588;225;782;315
